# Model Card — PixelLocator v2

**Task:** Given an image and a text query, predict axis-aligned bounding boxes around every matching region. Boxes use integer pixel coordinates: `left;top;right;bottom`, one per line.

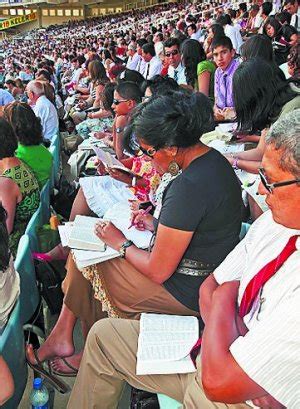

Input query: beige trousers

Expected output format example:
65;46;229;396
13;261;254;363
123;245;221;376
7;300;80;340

68;319;251;409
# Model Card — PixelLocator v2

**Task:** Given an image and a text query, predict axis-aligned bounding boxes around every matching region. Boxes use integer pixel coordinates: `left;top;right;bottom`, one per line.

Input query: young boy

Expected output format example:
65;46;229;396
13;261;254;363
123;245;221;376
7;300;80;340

212;36;239;121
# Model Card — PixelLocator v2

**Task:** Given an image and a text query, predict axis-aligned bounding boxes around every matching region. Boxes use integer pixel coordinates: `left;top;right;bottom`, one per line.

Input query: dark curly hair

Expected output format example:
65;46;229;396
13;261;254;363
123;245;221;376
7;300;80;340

0;118;18;159
3;102;43;146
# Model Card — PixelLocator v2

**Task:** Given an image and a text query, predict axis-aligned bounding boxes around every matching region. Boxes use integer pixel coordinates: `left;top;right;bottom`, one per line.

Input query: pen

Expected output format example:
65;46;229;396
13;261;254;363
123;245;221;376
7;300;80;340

128;205;152;229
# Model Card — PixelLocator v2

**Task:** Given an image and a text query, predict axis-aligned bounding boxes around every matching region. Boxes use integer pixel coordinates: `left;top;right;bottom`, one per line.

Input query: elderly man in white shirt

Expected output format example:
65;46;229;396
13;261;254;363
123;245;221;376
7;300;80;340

26;80;59;142
68;110;300;409
141;43;162;80
126;44;141;71
164;37;187;85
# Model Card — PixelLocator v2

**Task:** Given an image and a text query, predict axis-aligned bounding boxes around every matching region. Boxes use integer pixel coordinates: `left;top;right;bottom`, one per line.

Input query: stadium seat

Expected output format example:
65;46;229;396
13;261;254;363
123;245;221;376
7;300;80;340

40;179;51;225
49;132;61;187
14;234;40;324
157;394;182;408
25;204;43;252
0;300;28;409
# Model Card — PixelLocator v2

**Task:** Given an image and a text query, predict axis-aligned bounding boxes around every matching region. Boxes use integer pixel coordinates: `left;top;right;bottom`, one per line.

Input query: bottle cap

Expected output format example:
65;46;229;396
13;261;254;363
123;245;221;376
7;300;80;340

33;378;42;390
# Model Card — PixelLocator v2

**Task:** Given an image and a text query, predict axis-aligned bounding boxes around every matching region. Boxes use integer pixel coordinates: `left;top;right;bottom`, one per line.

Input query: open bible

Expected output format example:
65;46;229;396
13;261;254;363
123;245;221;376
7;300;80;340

136;314;199;375
93;146;138;176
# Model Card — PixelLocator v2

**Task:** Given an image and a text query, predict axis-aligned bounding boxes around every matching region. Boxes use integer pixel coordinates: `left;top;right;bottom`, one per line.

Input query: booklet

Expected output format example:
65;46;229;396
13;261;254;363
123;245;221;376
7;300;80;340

92;147;137;176
136;314;199;375
68;215;106;252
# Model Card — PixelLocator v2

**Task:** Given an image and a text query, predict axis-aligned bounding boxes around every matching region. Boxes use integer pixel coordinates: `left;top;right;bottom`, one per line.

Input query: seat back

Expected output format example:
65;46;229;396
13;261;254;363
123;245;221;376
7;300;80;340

240;222;251;240
14;234;40;324
49;133;61;187
0;300;28;409
40;179;51;225
157;394;182;409
25;203;43;252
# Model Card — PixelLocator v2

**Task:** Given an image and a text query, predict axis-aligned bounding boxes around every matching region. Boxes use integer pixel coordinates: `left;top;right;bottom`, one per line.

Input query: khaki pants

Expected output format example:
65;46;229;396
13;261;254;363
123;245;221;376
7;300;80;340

68;319;251;409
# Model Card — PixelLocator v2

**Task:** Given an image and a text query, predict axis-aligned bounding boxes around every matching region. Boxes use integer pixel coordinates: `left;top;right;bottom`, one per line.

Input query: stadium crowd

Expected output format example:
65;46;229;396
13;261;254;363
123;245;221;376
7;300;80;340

0;0;299;407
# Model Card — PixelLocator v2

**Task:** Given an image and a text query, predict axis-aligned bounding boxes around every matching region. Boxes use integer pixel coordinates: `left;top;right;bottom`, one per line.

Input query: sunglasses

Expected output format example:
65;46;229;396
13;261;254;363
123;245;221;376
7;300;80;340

165;50;179;57
259;168;300;193
113;98;128;105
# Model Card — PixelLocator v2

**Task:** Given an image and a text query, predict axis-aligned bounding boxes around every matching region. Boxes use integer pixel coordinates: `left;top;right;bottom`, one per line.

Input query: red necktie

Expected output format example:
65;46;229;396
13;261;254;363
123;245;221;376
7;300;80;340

190;235;299;366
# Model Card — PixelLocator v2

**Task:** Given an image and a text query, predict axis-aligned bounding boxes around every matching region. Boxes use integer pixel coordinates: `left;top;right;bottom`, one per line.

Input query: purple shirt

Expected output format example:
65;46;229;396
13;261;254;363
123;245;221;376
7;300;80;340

214;58;240;109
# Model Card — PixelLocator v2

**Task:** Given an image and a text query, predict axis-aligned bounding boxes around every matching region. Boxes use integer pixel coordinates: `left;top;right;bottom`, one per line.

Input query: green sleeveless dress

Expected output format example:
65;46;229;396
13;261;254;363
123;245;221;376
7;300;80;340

2;161;40;256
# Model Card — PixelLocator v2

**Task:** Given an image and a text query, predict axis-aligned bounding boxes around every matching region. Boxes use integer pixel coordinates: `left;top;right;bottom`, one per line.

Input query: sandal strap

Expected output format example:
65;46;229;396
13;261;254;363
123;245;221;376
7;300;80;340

61;358;78;373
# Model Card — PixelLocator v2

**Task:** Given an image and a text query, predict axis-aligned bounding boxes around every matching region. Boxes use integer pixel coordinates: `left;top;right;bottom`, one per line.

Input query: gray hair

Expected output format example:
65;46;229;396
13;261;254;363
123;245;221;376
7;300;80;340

265;109;300;178
27;80;45;97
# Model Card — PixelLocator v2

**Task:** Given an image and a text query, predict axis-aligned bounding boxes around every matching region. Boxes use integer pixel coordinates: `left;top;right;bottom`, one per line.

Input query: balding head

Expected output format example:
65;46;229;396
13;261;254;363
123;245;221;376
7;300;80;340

27;80;45;97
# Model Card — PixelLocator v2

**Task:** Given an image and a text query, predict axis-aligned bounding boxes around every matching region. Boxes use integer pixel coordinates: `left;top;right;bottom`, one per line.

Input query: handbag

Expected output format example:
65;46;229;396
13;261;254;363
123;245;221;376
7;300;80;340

35;260;66;315
130;388;159;409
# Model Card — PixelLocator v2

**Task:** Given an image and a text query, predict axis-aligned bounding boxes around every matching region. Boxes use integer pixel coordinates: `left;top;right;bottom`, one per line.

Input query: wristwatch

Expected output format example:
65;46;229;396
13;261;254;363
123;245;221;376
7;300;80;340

119;240;134;258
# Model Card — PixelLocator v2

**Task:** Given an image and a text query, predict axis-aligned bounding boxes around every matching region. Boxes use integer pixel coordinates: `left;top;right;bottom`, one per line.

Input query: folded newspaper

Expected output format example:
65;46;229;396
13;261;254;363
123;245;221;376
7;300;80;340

136;314;199;375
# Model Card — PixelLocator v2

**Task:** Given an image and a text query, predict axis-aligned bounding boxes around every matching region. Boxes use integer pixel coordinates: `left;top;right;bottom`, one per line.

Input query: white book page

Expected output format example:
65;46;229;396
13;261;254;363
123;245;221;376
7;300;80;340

104;203;152;249
208;139;245;155
58;223;73;247
69;216;106;251
93;147;124;168
136;314;199;375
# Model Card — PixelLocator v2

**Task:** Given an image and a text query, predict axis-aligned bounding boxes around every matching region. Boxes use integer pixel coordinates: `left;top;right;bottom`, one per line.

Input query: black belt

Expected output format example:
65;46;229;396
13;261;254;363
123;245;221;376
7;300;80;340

175;258;217;277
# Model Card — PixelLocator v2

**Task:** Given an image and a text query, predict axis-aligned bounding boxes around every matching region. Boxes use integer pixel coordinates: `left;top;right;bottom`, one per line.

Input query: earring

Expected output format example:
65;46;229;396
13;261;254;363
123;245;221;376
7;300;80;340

168;160;180;176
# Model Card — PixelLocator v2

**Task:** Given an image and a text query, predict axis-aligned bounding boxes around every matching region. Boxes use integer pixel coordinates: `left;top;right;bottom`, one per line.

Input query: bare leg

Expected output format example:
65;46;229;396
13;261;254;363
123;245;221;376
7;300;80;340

26;304;76;364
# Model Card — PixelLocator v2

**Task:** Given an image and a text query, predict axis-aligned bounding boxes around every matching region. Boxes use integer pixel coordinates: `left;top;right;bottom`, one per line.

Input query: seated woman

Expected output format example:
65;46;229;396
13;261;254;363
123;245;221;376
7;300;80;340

181;39;216;99
3;101;53;189
71;60;110;125
0;119;40;256
26;91;242;376
0;204;20;333
263;16;298;65
203;23;225;60
75;82;115;140
226;59;300;174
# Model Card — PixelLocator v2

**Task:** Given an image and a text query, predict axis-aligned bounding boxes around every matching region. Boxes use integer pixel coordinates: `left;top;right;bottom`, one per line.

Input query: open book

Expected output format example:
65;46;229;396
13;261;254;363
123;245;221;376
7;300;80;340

59;205;153;268
93;146;137;176
136;314;199;375
68;215;106;252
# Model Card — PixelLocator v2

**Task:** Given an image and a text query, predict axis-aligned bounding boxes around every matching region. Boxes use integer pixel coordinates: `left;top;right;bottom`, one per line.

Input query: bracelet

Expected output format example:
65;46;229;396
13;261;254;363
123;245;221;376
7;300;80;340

232;158;239;170
119;240;134;258
132;176;137;187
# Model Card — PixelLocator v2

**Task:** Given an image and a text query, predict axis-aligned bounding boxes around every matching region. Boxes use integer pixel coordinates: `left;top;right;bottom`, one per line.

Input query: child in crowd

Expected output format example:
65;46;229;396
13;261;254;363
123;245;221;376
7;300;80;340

212;36;239;121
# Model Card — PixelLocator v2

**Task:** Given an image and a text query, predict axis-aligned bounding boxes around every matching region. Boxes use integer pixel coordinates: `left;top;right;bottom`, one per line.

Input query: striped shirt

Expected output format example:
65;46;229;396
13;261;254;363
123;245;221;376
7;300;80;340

214;210;300;408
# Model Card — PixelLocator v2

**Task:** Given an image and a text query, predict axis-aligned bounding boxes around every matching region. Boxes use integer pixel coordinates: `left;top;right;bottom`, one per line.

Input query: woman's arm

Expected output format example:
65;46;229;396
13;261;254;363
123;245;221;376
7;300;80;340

197;70;211;97
96;222;194;284
0;356;14;406
0;178;20;234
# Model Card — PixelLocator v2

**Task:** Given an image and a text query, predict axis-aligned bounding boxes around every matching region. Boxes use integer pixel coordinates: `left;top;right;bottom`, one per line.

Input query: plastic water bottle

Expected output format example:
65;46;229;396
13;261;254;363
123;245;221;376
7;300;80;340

29;378;49;408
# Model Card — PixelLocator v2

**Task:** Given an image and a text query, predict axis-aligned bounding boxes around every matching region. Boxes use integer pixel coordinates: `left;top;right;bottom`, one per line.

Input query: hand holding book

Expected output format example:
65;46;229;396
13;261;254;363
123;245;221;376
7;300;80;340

94;220;127;251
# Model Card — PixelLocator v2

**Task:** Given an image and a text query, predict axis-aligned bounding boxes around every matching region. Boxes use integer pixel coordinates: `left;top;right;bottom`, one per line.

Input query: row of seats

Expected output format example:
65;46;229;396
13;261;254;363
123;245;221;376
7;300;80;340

0;133;61;409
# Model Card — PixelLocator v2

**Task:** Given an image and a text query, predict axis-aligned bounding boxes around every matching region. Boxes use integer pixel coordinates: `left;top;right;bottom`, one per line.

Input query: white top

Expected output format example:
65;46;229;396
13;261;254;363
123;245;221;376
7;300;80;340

290;8;300;31
224;24;243;54
214;211;300;408
144;56;162;80
70;67;83;85
126;52;141;71
253;15;264;29
136;58;147;77
167;62;187;85
0;257;20;331
33;95;59;142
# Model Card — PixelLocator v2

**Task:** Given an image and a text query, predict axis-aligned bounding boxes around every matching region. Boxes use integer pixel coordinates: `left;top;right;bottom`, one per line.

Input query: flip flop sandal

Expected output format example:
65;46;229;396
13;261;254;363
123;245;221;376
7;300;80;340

26;349;70;394
51;357;79;377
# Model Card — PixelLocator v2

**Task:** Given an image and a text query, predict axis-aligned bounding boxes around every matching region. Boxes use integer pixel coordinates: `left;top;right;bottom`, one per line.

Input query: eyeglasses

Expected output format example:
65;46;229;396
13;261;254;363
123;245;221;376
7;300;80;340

259;167;300;193
165;50;179;57
138;145;157;157
113;99;129;105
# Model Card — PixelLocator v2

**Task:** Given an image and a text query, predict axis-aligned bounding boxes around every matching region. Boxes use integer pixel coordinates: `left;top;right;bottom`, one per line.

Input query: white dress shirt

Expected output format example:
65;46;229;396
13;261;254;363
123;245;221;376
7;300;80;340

167;62;187;85
33;95;59;141
144;56;162;80
126;53;141;71
214;210;300;409
290;8;300;31
224;24;243;54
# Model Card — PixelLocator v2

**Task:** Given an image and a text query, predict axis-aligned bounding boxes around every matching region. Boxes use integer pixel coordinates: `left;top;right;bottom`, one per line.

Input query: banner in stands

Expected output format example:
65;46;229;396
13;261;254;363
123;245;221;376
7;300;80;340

0;12;37;30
